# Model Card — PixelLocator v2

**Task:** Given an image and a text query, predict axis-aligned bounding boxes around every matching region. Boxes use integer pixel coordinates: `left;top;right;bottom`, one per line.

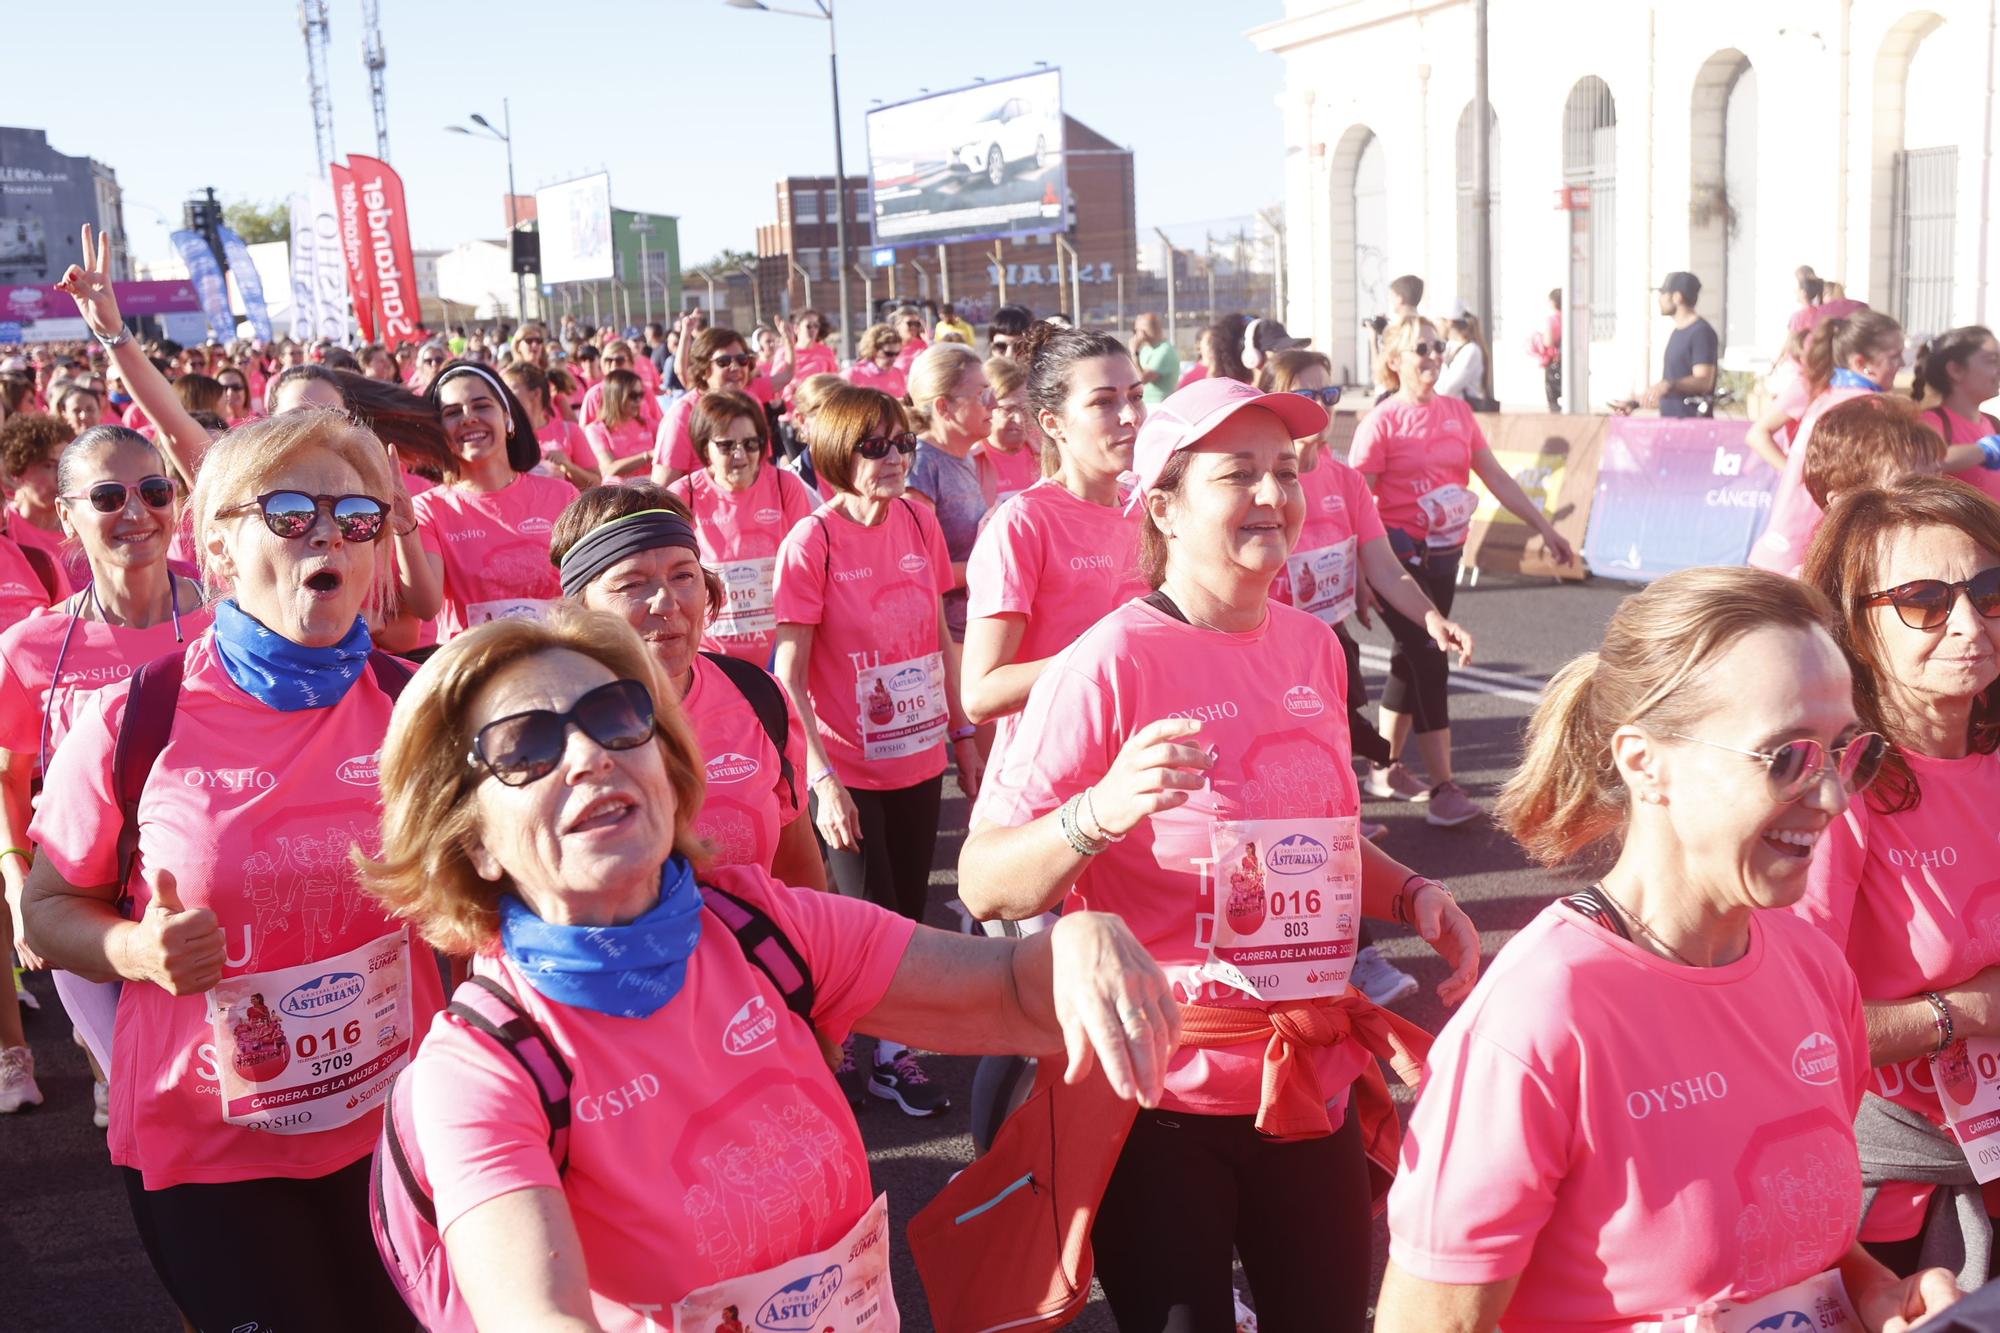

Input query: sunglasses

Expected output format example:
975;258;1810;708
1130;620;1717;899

64;476;176;514
420;357;446;367
469;678;658;787
521;337;545;346
224;491;392;543
1291;386;1344;408
855;432;919;460
711;353;756;369
1669;731;1888;804
1408;342;1447;358
1860;568;2000;631
712;438;762;458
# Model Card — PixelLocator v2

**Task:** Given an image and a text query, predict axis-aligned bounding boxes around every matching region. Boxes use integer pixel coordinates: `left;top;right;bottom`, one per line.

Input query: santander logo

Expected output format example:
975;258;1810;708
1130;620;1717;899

1792;1031;1840;1086
336;752;382;787
705;751;760;785
1283;685;1324;718
723;995;779;1055
898;552;928;575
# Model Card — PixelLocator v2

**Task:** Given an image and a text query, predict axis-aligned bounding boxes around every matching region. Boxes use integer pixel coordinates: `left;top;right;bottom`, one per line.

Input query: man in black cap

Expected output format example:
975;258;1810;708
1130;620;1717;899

1640;271;1719;417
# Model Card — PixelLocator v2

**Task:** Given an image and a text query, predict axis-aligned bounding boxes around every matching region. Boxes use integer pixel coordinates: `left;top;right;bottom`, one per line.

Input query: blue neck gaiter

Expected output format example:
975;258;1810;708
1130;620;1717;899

211;598;373;712
1830;368;1882;392
498;856;705;1019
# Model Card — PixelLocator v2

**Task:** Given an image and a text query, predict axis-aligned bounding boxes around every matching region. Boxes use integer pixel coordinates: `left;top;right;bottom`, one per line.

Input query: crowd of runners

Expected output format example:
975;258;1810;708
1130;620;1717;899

3;223;2000;1332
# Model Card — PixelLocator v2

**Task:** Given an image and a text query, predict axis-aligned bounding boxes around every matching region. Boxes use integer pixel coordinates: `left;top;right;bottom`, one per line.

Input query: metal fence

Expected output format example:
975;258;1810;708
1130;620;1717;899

1563;76;1618;343
1895;145;1957;340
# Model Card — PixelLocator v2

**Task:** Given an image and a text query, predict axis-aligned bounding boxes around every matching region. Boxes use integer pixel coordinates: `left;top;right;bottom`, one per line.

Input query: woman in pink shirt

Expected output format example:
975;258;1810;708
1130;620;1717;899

0;411;71;573
1795;477;2000;1282
1911;325;2000;503
500;361;600;491
216;366;256;426
751;320;798;407
21;412;446;1333
972;353;1043;508
578;340;664;435
1351;316;1575;827
583;369;655;483
772;384;980;1114
363;610;1174;1333
846;323;908;402
1378;566;1957;1333
963;375;1482;1333
652;327;762;487
787;309;840;400
667;389;817;664
889;305;929;374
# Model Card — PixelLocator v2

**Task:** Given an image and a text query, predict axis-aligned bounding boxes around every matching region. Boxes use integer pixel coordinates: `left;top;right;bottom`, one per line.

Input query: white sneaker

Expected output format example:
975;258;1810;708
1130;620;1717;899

0;1045;41;1113
1351;946;1420;1007
92;1078;110;1129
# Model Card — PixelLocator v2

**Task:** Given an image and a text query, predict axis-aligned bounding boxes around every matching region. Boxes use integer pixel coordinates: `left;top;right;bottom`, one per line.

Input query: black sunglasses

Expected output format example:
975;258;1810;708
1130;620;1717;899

225;491;392;543
710;353;757;369
1409;341;1447;358
64;476;176;514
1861;568;2000;631
1291;386;1344;408
855;432;919;460
469;678;658;787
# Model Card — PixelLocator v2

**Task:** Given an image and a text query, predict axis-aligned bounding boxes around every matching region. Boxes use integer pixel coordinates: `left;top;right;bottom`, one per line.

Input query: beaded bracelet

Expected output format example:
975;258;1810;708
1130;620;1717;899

1924;990;1956;1055
1057;792;1109;856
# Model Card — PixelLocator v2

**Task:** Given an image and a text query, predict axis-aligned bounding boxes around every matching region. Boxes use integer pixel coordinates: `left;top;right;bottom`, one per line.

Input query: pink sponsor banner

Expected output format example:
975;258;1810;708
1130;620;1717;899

345;155;420;352
2;281;202;324
330;160;377;341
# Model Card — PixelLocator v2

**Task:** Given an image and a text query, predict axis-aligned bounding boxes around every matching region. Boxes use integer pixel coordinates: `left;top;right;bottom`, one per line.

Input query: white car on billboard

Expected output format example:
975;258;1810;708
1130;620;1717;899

950;96;1055;188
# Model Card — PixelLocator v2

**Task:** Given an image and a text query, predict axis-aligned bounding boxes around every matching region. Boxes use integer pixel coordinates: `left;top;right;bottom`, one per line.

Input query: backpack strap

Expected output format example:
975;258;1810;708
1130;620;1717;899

367;651;417;699
111;650;188;908
700;652;796;808
446;974;576;1173
700;880;816;1024
1928;405;1953;437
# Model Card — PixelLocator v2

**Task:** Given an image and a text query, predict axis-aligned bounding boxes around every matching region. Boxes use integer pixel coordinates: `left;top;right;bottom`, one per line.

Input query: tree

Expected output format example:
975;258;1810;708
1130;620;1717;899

223;199;289;245
689;247;757;275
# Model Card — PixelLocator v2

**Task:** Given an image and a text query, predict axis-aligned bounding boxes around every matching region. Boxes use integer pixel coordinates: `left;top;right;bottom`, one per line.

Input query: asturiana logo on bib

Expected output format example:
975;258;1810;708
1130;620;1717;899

756;1264;844;1331
706;751;760;785
335;752;381;786
1792;1031;1840;1086
898;552;928;574
890;665;928;693
1283;686;1324;718
1266;834;1328;876
724;995;779;1056
280;971;366;1019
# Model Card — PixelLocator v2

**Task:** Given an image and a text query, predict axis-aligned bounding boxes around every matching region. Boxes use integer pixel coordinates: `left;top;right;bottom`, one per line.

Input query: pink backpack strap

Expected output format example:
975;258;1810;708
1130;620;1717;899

700;881;815;1019
446;975;575;1171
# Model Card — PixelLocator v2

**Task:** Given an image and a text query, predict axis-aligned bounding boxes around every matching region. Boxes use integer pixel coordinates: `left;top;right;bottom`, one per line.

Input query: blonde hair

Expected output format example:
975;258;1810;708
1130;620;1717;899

857;323;899;363
1375;316;1439;394
358;607;708;955
983;355;1026;399
907;343;983;414
1495;566;1837;866
189;408;399;612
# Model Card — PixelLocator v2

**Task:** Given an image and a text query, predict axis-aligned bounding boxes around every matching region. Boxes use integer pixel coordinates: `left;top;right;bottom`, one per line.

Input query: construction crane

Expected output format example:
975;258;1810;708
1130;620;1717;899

299;0;336;175
360;0;389;159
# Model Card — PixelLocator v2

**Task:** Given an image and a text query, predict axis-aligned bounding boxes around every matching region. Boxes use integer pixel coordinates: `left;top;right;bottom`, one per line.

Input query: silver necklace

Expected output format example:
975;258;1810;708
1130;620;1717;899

1595;883;1700;967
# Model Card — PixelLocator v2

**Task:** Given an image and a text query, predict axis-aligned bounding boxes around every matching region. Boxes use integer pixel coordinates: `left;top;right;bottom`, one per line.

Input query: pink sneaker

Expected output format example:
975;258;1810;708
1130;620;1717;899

0;1045;41;1113
1364;763;1431;802
1425;780;1485;827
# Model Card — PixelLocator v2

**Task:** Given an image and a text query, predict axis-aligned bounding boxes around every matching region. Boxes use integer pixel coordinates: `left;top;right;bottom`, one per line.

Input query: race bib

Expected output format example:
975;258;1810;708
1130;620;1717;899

1416;482;1478;549
713;556;778;639
205;927;414;1135
1643;1269;1858;1333
855;653;947;761
1285;537;1359;626
468;598;554;626
672;1192;897;1333
1936;1037;2000;1182
1201;816;1361;1001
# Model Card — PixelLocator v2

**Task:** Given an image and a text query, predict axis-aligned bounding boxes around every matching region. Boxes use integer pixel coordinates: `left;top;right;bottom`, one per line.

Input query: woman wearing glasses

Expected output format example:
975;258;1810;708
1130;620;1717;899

787;308;839;397
1377;565;1955;1333
1793;476;2000;1285
582;369;656;483
1352;316;1575;828
652;327;763;488
890;305;930;374
772;383;978;1115
216;367;255;426
578;340;663;436
21;412;444;1332
847;323;908;401
666;390;816;666
974;355;1041;508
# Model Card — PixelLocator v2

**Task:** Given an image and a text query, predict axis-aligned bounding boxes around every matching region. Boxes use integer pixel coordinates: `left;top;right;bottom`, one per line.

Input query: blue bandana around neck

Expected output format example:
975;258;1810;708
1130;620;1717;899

211;597;374;712
1830;367;1882;392
498;856;704;1019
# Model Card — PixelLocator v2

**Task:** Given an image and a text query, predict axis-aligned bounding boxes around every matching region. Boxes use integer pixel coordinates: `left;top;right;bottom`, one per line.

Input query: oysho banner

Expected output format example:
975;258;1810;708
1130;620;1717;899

216;225;273;343
330;160;376;341
289;182;352;343
168;229;235;343
345;154;420;352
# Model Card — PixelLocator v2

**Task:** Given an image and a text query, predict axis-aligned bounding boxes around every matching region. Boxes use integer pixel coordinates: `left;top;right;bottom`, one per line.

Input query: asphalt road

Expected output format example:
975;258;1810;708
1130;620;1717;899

2;572;1638;1333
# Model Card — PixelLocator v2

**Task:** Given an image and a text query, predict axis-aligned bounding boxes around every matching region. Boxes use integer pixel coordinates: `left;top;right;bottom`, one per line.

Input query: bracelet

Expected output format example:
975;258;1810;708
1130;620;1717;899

1057;792;1109;856
949;724;977;742
808;768;837;790
1924;990;1956;1055
1394;874;1448;926
1080;786;1125;844
93;326;131;351
1979;435;2000;471
0;846;29;865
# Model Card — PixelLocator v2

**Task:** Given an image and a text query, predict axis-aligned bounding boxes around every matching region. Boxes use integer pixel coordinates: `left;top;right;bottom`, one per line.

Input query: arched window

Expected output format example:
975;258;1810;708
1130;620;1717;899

1691;50;1756;356
1454;102;1502;336
1563;77;1618;340
1328;125;1385;385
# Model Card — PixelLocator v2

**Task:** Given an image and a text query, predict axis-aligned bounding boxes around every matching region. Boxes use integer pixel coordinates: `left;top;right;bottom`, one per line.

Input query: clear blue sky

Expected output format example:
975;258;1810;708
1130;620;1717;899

11;1;1285;268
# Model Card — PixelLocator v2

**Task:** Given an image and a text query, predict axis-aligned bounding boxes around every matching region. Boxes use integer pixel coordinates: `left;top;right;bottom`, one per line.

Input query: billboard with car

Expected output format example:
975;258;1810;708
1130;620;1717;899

865;69;1065;248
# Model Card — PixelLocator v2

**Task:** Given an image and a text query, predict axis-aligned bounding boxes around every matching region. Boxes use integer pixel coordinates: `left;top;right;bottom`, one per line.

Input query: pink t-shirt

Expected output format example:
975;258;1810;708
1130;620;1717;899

783;343;840;405
848;360;907;401
685;655;808;873
1931;403;2000;504
1178;364;1210;389
771;498;952;791
972;441;1043;509
655;393;703;477
584;419;655;476
669;464;819;664
1388;904;1868;1330
9;517;89;592
1271;457;1385;613
1794;748;2000;1240
29;633;445;1188
413;472;579;642
405;864;913;1323
1747;386;1874;576
1349;393;1485;542
978;598;1369;1116
0;528;66;630
0;596;216;766
536;416;590;464
892;335;928;374
579;381;665;433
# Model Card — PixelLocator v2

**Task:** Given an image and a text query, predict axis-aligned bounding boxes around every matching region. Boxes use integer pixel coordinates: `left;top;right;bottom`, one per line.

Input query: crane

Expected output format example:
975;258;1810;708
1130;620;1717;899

360;0;389;159
299;0;336;175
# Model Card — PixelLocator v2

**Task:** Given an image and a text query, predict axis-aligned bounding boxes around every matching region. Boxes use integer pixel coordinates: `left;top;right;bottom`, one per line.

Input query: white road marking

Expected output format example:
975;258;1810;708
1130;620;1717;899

1354;644;1547;706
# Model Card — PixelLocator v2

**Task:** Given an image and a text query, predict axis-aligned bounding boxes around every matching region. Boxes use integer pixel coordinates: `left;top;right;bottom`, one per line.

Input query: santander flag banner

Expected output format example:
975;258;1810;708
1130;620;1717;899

289;182;352;342
345;155;420;352
330;160;376;340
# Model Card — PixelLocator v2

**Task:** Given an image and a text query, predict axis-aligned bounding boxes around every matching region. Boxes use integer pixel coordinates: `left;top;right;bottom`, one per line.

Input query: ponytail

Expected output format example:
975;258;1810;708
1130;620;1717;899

1497;653;1621;866
1804;309;1902;398
1910;325;1996;404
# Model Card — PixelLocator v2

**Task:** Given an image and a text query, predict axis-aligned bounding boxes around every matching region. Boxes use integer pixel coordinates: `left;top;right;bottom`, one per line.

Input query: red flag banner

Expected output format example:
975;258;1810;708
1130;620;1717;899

346;154;420;352
330;160;376;341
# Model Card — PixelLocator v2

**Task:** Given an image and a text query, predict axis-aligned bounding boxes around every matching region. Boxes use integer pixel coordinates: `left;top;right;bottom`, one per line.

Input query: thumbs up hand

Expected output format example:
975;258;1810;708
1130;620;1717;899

123;869;225;996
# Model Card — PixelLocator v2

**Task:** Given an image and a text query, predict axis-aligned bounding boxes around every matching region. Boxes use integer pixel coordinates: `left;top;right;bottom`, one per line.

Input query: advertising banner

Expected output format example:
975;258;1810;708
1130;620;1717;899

1463;414;1605;580
866;69;1066;247
289;183;351;343
1582;416;1778;583
534;173;614;284
330;160;376;340
344;155;420;351
168;229;235;342
216;225;273;343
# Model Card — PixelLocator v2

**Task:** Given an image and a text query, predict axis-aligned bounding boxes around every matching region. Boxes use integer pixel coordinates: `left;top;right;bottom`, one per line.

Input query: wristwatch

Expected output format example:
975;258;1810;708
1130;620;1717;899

93;326;131;351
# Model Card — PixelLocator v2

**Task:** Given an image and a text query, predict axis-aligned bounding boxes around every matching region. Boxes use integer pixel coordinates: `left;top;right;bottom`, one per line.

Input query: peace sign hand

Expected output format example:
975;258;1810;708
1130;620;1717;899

54;224;124;340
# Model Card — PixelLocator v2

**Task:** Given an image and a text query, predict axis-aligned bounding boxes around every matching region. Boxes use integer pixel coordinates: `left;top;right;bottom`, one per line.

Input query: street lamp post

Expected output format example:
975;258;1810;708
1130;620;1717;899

631;217;656;326
446;99;528;324
727;0;853;365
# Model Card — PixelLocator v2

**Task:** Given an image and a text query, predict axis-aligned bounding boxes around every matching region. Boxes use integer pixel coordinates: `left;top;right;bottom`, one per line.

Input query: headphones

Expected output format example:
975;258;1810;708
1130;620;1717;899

1242;318;1267;371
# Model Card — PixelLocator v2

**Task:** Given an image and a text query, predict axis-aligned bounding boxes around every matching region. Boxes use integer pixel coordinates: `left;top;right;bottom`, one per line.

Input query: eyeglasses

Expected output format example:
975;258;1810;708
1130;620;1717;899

712;438;762;459
1291;386;1344;408
1669;730;1888;803
1407;342;1446;359
710;353;756;369
604;356;632;367
420;356;446;367
63;476;176;513
1860;568;2000;631
855;432;919;460
990;337;1016;355
469;678;658;787
520;337;545;346
223;491;392;543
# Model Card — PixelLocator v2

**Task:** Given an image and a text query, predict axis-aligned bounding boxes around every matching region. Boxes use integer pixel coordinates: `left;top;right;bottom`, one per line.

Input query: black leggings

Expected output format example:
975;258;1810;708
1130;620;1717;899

1377;534;1462;734
121;1158;416;1333
817;774;944;923
1092;1106;1372;1333
1335;623;1393;768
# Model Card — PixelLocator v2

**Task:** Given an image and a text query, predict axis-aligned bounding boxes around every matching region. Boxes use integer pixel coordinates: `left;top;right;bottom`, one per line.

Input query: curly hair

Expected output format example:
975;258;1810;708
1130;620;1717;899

0;412;73;480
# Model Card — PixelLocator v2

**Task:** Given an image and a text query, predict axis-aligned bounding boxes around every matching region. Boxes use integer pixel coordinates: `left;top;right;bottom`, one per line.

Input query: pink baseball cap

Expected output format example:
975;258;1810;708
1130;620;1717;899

1125;377;1329;513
